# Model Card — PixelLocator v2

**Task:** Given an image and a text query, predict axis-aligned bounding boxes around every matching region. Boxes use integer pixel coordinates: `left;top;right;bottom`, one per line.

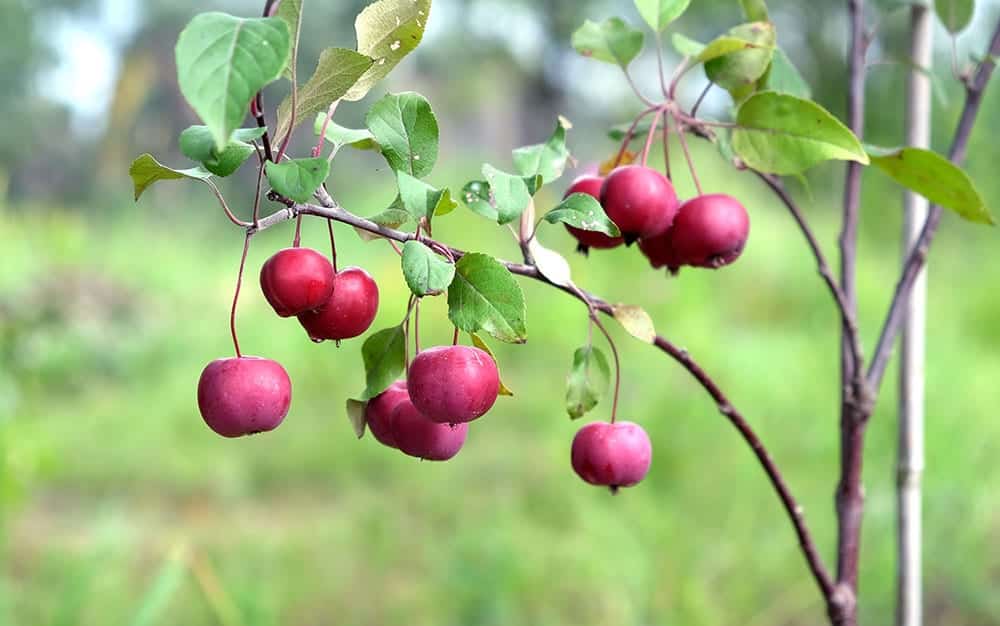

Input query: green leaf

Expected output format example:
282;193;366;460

571;18;644;69
366;92;439;178
401;240;455;297
935;0;974;34
512;117;572;185
762;47;811;99
175;13;290;151
355;203;411;242
346;399;367;438
696;36;764;64
611;304;657;344
704;22;775;96
313;114;378;150
460;180;498;221
739;0;770;21
566;345;611;419
276;0;302;79
264;157;330;203
345;0;432;101
868;146;994;224
179;125;258;177
543;193;621;237
396;171;455;221
274;48;374;143
527;237;574;288
129;154;211;201
634;0;691;32
448;253;527;344
731;92;869;175
469;333;514;396
360;326;406;401
608;119;654;141
483;164;532;225
671;32;705;57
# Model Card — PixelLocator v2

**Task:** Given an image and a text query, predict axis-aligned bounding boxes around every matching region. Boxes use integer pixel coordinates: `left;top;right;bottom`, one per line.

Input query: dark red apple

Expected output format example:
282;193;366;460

599;165;678;243
638;229;683;274
667;194;750;269
365;380;409;448
298;267;379;341
562;175;624;253
407;345;499;424
259;247;335;317
571;421;652;489
197;356;292;437
391;399;469;461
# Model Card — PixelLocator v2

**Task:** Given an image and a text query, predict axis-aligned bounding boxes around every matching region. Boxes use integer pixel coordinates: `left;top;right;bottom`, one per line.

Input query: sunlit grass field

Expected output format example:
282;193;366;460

2;147;999;625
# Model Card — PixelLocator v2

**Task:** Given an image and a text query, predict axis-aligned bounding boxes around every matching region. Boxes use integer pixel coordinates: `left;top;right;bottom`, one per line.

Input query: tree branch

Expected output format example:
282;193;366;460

867;17;1000;391
245;196;836;603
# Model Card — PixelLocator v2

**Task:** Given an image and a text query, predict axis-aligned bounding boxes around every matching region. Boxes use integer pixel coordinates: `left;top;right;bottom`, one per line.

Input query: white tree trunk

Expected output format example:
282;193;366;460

897;5;932;626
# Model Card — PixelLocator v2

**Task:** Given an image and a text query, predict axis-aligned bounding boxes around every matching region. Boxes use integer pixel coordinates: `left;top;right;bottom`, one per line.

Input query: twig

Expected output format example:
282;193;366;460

867;16;1000;390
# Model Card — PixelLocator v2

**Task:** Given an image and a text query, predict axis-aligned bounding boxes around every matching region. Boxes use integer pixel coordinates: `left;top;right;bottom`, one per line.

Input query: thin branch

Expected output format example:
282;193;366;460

202;179;250;227
623;67;657;107
867;16;1000;390
242;196;836;604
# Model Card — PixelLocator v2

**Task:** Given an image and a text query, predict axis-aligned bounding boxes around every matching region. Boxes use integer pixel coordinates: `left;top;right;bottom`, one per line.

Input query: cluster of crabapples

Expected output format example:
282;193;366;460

563;164;751;274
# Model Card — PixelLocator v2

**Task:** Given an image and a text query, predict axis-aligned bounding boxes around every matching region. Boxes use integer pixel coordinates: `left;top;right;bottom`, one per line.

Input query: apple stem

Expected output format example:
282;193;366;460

314;100;340;158
640;110;662;167
673;112;704;196
452;326;460;346
662;112;672;180
612;106;658;170
402;295;417;373
690;82;712;119
229;233;252;359
327;218;338;271
414;299;422;354
292;214;302;247
591;312;621;424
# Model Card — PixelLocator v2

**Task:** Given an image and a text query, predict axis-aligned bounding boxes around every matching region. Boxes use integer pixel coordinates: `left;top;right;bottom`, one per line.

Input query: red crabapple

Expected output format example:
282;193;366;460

298;267;379;341
407;345;500;424
365;380;409;449
571;421;652;489
599;165;679;243
667;194;750;269
259;247;335;317
391;399;469;461
197;356;292;437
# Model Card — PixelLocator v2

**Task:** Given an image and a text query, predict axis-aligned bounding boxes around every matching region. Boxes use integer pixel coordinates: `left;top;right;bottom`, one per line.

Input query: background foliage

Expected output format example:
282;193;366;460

2;0;1000;624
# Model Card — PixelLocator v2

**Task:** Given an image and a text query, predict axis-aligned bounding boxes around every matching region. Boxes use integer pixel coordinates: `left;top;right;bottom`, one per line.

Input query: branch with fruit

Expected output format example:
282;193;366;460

127;1;998;624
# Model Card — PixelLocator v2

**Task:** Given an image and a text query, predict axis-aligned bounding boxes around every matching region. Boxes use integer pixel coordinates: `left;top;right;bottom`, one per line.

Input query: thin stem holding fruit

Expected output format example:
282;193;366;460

293;214;303;247
414;299;422;354
229;233;253;359
673;113;703;195
612;106;658;169
690;82;712;118
327;218;338;271
592;314;621;424
640;110;662;167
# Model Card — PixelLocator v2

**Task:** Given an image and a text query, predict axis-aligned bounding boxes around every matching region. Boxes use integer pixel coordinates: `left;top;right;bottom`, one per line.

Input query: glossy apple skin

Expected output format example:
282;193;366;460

365;381;409;448
571;421;652;488
390;399;469;461
599;165;679;242
259;247;335;317
562;175;624;251
298;267;379;341
407;345;500;424
667;194;750;269
197;357;292;438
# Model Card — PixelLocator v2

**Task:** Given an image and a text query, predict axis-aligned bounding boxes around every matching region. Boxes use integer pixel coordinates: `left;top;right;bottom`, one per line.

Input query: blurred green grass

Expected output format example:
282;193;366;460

2;144;999;625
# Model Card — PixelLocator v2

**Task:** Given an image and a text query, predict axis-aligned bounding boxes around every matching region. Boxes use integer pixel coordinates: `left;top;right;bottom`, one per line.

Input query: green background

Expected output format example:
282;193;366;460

2;0;1000;624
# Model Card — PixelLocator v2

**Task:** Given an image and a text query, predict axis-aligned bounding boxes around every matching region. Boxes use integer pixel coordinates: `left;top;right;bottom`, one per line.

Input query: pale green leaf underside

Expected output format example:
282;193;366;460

175;13;290;150
313;114;378;150
129;153;211;200
469;334;514;396
345;398;367;439
566;345;611;419
345;0;431;101
274;47;373;143
512;117;571;185
869;146;994;224
571;17;644;69
732;91;868;175
634;0;691;32
544;193;621;237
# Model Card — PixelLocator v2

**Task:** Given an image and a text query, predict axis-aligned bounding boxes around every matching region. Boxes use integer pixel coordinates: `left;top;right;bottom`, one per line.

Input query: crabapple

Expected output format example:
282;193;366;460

407;345;500;424
638;229;684;274
599;165;678;242
298;267;379;341
197;356;292;437
571;421;652;489
391;399;469;461
668;194;750;269
365;380;409;448
562;175;624;253
259;247;335;317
